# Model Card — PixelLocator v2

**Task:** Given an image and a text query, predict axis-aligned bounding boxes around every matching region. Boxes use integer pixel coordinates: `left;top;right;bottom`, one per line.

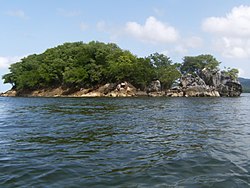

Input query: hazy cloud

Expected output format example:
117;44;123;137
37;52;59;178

213;37;250;58
96;21;107;32
172;36;203;55
80;22;88;31
203;5;250;59
0;56;23;69
153;8;165;17
6;10;28;19
183;36;203;49
125;16;179;44
57;8;81;17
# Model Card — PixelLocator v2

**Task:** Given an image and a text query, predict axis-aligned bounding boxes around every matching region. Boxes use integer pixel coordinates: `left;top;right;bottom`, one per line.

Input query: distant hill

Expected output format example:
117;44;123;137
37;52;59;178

239;77;250;93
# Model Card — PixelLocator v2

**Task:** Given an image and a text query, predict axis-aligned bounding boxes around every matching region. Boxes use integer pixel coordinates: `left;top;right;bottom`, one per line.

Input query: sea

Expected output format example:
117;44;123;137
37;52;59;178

0;94;250;187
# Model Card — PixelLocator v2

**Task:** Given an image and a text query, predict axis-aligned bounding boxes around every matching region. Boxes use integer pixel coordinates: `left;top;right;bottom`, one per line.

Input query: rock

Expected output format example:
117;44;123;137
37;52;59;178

200;68;242;97
167;68;242;97
183;86;220;97
166;87;184;97
148;91;165;97
180;74;205;88
199;68;221;87
81;92;102;97
147;80;161;92
97;83;116;94
0;82;139;98
1;90;17;97
217;82;242;97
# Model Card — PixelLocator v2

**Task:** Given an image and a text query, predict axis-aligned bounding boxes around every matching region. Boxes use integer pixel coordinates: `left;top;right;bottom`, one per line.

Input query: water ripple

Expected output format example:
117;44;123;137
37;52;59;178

0;95;250;187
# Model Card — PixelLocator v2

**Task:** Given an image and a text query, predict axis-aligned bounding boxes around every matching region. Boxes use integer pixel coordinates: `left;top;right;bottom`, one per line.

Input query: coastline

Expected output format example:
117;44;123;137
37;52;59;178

0;84;234;98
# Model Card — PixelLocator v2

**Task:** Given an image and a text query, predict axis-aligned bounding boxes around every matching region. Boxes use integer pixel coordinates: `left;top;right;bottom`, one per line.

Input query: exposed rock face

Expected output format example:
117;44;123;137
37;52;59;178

0;90;17;97
66;82;138;97
0;82;140;97
200;68;242;97
217;82;242;97
147;80;161;92
165;74;220;97
165;68;242;97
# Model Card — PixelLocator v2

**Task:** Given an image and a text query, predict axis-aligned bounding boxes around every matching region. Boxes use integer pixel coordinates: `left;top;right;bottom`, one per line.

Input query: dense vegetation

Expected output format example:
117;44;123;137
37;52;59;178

2;41;238;91
180;54;220;74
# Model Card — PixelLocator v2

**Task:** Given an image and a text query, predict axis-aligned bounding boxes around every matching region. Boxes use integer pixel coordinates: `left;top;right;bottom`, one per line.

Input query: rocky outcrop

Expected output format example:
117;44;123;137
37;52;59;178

0;90;17;97
165;74;220;97
165;68;242;97
200;68;242;97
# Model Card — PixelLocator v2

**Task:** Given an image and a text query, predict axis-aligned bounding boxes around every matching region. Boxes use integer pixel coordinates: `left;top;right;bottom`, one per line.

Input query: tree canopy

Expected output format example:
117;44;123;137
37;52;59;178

180;54;221;75
2;41;179;91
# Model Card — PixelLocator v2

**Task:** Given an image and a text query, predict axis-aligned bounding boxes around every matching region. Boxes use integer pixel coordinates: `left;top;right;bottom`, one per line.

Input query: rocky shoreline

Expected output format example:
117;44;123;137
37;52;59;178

1;68;243;98
0;82;144;98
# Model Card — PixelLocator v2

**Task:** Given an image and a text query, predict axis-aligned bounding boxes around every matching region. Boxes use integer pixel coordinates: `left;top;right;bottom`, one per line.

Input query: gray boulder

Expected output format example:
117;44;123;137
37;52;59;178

199;68;242;97
147;80;161;92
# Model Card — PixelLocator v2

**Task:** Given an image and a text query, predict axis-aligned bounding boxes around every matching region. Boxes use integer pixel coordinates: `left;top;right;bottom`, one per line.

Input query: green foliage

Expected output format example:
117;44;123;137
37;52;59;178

222;67;239;80
2;41;159;91
63;67;88;87
180;54;220;75
148;53;181;89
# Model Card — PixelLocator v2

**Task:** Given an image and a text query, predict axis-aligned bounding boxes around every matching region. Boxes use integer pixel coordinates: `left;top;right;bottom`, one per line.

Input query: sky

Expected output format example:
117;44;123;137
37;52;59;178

1;0;250;92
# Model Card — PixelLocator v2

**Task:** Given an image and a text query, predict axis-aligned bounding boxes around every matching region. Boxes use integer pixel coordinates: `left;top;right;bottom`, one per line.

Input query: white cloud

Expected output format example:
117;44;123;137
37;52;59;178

125;16;179;44
213;37;250;58
203;5;250;38
202;5;250;59
80;22;88;31
0;56;22;69
6;10;28;19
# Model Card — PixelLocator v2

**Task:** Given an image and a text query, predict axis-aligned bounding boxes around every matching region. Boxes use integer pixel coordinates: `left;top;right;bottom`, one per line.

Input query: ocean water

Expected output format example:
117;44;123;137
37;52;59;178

0;94;250;187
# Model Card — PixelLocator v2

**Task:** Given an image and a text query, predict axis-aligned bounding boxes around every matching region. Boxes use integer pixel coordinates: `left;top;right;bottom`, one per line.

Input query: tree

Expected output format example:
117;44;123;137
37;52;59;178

149;52;172;67
180;54;220;75
223;67;239;80
2;42;226;93
108;51;137;83
148;53;181;90
63;67;88;87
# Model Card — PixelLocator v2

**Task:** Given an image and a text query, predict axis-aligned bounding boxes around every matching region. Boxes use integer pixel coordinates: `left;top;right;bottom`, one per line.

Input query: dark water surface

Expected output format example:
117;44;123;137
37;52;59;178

0;94;250;187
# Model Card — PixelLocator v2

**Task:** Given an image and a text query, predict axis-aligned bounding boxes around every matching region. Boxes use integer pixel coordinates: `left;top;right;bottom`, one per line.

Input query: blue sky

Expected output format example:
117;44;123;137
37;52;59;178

1;0;250;92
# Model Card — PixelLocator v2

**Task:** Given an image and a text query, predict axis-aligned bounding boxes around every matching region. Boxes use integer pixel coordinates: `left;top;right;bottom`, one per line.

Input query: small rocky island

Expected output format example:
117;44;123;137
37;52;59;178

1;41;242;97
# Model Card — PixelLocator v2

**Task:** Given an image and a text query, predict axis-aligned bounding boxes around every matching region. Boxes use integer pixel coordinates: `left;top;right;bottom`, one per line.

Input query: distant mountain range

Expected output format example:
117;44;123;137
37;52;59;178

239;77;250;93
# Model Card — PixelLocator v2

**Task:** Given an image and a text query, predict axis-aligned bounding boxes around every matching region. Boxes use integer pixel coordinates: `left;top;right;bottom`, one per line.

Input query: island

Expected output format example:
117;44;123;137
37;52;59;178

1;41;242;97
